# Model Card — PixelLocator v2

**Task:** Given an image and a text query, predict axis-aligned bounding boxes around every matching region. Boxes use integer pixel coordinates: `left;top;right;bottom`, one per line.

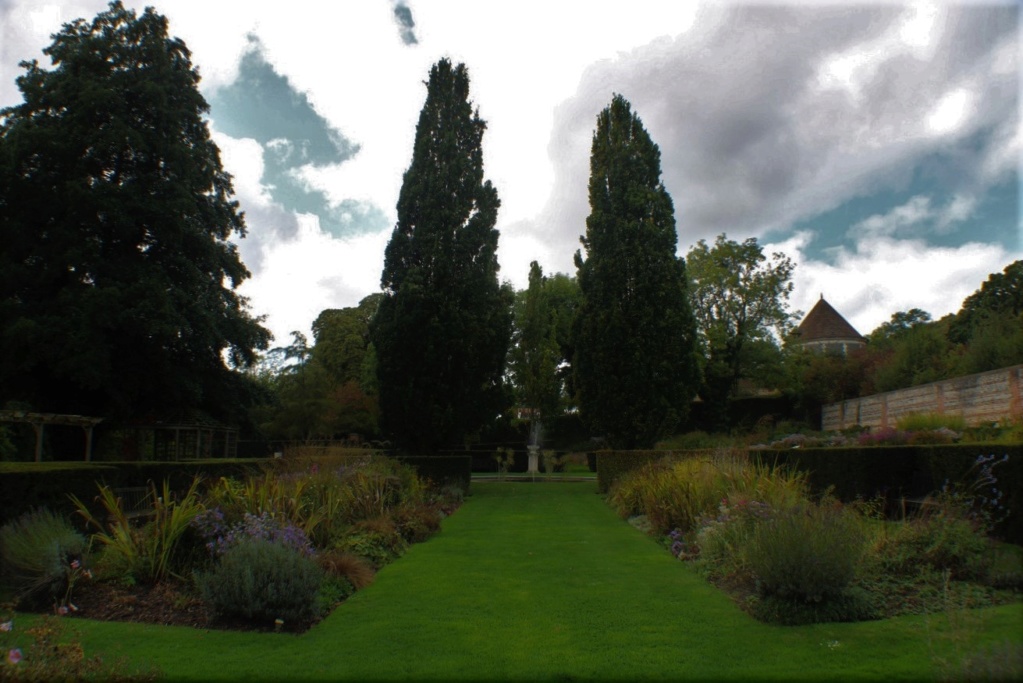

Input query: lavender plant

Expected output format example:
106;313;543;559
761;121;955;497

191;509;314;558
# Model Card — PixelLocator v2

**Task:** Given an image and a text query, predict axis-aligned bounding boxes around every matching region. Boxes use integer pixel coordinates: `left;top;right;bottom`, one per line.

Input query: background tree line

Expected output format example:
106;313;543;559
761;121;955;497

2;2;1019;461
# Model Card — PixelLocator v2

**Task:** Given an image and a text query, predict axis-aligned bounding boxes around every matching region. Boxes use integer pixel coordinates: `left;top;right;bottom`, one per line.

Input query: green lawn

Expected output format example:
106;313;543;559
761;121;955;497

64;482;1022;681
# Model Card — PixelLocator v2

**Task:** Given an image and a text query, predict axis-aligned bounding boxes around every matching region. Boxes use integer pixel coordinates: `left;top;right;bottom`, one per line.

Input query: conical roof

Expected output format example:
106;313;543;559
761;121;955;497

794;297;866;343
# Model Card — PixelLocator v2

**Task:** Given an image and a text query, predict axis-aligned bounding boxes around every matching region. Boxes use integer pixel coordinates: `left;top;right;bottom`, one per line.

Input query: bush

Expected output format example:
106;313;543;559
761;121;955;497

70;478;204;584
334;516;408;569
0;508;88;608
608;452;807;535
896;412;966;433
390;503;442;543
874;511;992;581
198;539;323;625
694;498;774;578
315;550;375;591
747;502;865;603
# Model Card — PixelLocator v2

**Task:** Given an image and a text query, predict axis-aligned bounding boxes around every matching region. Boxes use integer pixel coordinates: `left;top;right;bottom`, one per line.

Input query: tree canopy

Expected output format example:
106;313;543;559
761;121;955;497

573;95;700;448
508;262;562;445
253;294;383;443
371;59;513;453
0;1;270;423
686;234;796;429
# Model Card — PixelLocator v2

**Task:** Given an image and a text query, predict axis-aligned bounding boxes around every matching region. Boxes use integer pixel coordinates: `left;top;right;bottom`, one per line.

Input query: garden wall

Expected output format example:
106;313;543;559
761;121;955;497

822;364;1023;432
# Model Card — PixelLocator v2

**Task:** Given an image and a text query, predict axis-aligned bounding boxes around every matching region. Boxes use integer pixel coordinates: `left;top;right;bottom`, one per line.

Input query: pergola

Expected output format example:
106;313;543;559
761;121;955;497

0;410;104;462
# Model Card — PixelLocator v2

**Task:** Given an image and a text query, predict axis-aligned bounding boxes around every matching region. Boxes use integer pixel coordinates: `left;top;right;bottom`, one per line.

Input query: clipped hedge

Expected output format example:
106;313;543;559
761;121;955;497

0;460;262;528
394;455;471;493
753;444;1023;544
597;450;675;493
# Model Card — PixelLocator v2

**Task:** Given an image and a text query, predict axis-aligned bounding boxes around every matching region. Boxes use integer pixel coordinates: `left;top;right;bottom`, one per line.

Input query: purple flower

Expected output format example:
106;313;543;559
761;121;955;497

8;649;22;665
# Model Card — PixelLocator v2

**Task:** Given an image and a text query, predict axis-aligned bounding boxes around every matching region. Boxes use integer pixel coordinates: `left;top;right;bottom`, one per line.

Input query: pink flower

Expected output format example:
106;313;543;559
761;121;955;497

0;621;11;632
70;559;81;569
56;605;69;615
8;649;22;665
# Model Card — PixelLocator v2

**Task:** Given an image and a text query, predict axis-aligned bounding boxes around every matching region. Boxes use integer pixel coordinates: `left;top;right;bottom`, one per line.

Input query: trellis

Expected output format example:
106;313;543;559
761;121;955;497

0;410;104;462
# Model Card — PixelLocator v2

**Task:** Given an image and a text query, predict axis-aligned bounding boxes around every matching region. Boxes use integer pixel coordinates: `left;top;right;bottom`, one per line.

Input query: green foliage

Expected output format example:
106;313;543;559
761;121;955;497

868;308;933;347
254;296;384;442
573;95;700;449
372;59;513;452
874;504;993;581
896;412;967;432
315;550;375;591
334;516;408;569
751;588;878;626
951;310;1023;375
686;234;796;431
0;509;87;608
198;538;322;625
70;478;205;584
871;322;954;393
0;1;270;421
509;262;563;441
607;451;808;534
949;259;1023;345
747;502;866;602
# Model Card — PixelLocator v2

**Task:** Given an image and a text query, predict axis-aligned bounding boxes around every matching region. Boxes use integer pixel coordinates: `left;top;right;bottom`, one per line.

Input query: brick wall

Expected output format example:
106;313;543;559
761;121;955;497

822;364;1023;431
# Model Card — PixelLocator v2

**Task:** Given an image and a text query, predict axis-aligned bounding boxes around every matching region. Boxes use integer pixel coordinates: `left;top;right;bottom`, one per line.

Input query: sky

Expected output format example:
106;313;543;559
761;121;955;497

1;0;1020;347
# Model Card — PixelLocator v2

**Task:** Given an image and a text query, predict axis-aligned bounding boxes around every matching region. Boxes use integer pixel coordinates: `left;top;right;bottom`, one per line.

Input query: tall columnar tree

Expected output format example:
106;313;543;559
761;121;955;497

686;234;796;430
0;1;270;422
509;261;563;445
372;59;512;453
573;95;700;448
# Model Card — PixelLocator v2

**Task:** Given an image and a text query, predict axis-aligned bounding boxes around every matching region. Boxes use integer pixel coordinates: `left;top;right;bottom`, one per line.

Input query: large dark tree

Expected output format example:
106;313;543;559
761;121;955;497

0;2;270;422
372;59;512;453
573;95;700;448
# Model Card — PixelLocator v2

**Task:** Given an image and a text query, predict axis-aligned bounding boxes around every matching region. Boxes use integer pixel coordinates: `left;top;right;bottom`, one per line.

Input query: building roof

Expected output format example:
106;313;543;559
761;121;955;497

793;297;867;343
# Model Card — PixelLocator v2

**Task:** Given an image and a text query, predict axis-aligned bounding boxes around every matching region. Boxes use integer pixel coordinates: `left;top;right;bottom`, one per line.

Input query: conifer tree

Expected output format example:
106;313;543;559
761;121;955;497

372;60;512;452
573;95;700;448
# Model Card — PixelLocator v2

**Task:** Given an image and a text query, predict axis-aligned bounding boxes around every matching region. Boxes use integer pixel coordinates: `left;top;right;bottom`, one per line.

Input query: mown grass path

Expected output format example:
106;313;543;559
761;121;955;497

77;482;1021;681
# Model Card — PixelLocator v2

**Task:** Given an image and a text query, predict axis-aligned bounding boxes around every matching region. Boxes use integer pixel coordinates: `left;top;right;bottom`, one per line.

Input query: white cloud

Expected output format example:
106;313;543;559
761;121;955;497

927;88;972;135
850;195;933;239
237;216;390;343
777;234;1020;336
210;131;270;206
1;0;1018;346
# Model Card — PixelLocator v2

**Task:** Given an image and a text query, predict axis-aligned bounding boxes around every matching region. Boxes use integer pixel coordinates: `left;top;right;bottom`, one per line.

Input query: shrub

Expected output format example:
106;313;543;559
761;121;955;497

874;512;992;581
191;509;314;558
315;550;375;591
747;502;866;603
198;539;323;625
896;412;966;433
609;452;807;536
694;498;774;578
70;478;204;584
390;503;442;543
0;508;88;609
334;516;408;569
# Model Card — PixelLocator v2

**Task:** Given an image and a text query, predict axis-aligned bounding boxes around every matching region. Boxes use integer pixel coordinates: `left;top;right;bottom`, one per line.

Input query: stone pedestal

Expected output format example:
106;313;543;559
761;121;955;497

527;445;540;476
